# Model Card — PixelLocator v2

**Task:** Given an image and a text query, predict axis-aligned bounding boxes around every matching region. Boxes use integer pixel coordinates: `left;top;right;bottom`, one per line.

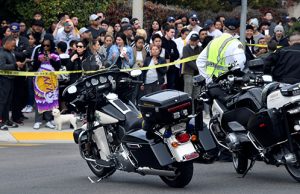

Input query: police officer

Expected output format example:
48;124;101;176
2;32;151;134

196;18;246;84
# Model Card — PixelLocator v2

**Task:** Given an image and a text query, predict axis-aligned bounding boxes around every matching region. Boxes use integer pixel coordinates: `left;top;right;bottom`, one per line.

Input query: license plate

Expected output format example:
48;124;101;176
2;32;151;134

184;152;199;160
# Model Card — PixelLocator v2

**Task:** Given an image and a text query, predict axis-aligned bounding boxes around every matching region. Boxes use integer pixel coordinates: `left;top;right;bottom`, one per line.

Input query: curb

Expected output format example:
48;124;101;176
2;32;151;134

0;131;74;143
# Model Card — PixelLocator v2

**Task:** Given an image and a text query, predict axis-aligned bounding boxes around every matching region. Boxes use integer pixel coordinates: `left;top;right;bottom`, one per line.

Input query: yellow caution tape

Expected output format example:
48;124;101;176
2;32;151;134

246;43;282;48
0;55;199;77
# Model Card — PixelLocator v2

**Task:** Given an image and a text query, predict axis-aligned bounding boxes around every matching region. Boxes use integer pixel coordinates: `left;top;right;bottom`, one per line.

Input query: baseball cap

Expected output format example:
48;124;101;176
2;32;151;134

189;14;198;20
89;14;99;21
10;22;20;33
64;19;73;26
167;16;175;23
204;19;214;29
190;33;199;41
121;17;130;24
224;18;240;30
122;24;133;31
79;27;90;35
249;18;259;27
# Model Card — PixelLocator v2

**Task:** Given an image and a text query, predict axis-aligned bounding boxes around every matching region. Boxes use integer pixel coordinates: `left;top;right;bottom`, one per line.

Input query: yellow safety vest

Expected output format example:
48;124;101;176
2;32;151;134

206;33;239;77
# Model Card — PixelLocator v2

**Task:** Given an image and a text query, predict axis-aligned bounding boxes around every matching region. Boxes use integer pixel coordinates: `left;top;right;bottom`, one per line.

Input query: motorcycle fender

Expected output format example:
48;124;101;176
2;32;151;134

93;127;111;161
166;137;199;162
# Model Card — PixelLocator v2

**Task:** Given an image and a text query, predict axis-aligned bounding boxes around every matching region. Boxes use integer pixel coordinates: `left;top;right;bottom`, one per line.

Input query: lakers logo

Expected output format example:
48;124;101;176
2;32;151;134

35;71;58;93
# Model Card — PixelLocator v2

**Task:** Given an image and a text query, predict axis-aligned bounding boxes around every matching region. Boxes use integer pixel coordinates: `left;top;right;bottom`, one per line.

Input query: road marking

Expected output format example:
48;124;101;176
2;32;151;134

0;143;42;148
10;131;73;141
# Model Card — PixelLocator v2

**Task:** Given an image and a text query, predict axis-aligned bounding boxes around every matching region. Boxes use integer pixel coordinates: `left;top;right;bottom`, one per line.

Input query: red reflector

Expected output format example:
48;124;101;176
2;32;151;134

167;102;191;113
259;123;266;128
176;133;190;143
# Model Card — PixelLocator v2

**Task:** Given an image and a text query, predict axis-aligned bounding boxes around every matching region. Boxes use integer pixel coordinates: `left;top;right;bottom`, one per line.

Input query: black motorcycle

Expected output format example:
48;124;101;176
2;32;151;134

194;69;300;182
63;69;203;188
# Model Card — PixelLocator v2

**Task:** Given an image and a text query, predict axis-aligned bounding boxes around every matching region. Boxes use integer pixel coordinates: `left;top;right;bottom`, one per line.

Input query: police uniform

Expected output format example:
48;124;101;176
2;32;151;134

196;19;246;84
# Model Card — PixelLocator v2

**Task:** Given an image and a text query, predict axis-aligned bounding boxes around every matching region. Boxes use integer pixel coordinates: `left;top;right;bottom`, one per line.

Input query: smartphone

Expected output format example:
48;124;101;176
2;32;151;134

264;29;269;36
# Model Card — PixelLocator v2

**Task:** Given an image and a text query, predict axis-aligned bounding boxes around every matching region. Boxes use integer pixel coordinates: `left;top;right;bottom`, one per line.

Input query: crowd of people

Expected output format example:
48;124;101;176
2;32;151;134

0;10;299;131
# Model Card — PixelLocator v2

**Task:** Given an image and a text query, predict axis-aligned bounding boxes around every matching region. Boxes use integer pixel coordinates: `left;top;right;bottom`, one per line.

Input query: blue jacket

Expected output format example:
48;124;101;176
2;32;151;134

107;45;134;69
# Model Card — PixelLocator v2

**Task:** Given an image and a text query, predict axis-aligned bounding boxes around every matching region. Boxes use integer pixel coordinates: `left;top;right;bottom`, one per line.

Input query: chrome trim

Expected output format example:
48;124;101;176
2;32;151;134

209;123;230;150
78;131;97;162
136;167;176;177
109;99;131;114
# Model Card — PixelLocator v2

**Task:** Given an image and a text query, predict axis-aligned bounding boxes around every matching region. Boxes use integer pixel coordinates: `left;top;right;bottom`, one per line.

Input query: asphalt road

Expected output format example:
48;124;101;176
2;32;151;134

0;143;300;194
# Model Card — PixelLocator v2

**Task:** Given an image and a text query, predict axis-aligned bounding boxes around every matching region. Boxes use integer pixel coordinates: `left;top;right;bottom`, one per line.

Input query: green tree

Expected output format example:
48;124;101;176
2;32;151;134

13;0;109;26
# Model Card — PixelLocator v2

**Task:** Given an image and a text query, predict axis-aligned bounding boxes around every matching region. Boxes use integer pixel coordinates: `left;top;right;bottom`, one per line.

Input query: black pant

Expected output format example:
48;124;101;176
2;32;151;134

11;77;27;121
0;77;14;122
167;66;180;90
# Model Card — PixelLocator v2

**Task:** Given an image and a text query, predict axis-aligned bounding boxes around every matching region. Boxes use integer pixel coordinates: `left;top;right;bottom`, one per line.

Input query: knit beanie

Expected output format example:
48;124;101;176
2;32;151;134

274;25;284;33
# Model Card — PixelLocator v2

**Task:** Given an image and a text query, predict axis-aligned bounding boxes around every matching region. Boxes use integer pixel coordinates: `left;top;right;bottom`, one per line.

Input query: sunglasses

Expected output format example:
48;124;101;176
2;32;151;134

76;45;84;48
43;44;50;47
191;19;197;22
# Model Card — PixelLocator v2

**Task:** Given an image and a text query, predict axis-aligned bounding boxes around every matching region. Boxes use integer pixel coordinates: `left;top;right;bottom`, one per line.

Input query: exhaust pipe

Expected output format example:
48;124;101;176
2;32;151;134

136;167;176;177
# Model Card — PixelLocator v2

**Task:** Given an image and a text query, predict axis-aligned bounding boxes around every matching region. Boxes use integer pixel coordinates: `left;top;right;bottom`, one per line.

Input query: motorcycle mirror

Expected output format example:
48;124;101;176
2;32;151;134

130;69;142;77
67;86;77;94
262;75;273;83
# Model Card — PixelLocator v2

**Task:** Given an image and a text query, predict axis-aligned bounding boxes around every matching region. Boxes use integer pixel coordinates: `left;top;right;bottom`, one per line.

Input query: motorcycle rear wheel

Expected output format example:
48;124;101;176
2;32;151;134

160;161;193;188
87;161;116;178
232;152;248;174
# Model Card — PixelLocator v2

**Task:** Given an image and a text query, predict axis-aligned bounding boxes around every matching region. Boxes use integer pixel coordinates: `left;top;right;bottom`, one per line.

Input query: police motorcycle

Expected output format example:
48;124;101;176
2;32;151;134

194;68;300;182
63;68;202;188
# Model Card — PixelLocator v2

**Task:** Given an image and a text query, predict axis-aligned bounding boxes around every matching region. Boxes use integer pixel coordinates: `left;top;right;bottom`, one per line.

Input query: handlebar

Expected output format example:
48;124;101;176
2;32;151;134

120;77;143;85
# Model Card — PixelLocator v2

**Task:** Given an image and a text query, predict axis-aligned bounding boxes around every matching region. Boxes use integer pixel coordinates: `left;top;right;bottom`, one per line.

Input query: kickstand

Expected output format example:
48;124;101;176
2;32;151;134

242;159;256;178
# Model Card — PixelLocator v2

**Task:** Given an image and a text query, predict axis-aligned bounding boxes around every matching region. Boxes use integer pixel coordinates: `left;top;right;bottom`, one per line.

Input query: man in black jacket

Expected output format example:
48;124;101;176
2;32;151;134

264;32;300;84
0;36;25;130
161;25;180;90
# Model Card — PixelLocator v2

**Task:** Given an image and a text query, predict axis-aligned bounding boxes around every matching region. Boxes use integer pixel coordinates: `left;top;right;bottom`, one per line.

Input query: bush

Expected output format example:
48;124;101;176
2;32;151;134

14;0;109;27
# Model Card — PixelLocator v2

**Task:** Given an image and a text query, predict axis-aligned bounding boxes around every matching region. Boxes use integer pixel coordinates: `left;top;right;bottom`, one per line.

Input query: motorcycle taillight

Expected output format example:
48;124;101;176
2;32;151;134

175;133;190;143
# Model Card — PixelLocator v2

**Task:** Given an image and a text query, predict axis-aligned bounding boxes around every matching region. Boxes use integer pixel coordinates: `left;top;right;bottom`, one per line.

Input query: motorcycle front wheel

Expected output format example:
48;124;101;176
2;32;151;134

232;152;248;174
160;161;193;188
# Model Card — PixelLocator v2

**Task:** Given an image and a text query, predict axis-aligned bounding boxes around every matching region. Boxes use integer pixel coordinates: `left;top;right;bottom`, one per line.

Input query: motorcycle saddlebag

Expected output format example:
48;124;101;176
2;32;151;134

247;108;286;148
139;90;192;125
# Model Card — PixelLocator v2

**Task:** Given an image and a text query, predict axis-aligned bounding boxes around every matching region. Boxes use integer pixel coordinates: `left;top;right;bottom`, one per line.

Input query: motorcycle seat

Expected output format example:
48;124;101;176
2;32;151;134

227;121;246;132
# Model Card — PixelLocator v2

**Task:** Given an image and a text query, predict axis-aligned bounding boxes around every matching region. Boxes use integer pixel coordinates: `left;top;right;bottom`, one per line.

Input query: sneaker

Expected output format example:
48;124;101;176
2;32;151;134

25;105;33;113
5;120;18;128
21;106;28;113
45;121;55;129
13;119;24;125
33;122;42;129
0;123;8;131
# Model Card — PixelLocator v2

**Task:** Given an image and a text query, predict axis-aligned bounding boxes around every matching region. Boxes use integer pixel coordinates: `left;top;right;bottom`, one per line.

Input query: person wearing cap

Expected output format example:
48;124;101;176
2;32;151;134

9;22;30;125
271;24;289;47
249;18;264;44
121;17;130;27
187;14;202;33
130;18;141;35
167;16;176;28
264;31;300;84
54;19;79;45
182;33;202;102
27;19;45;41
79;27;92;43
122;24;134;45
196;18;246;84
204;19;222;39
88;14;105;39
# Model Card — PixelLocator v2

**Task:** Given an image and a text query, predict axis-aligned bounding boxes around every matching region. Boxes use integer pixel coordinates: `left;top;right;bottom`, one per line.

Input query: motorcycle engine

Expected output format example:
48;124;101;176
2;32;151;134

114;144;136;172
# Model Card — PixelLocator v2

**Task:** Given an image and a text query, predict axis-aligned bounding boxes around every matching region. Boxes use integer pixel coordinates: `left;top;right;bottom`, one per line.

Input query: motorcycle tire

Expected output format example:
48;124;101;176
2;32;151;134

87;160;116;178
232;152;248;174
285;163;300;182
160;161;193;188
